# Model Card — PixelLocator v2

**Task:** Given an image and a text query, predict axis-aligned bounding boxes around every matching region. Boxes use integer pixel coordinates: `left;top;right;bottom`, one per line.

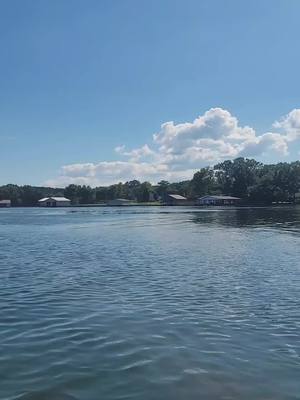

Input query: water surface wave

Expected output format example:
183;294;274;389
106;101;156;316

1;207;300;400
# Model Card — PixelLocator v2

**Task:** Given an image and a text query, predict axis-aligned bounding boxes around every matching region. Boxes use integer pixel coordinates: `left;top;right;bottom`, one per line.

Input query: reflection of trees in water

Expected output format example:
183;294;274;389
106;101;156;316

190;207;300;231
16;391;77;400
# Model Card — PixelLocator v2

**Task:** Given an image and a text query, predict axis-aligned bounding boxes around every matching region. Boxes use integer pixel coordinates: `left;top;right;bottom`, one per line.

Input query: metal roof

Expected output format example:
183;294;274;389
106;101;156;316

38;197;70;202
168;194;187;200
0;199;11;204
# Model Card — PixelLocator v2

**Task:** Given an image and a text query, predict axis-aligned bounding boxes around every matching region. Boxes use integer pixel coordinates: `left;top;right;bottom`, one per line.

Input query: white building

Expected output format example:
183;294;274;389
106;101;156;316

38;197;71;207
0;200;11;208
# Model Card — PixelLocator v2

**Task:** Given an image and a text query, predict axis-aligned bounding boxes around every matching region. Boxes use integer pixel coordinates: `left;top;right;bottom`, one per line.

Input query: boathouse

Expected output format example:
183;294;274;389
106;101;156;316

164;194;187;206
38;197;71;207
197;195;240;206
0;200;11;208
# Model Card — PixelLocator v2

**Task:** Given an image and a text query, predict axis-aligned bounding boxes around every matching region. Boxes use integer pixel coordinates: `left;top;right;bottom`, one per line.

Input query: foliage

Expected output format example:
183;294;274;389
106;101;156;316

1;158;300;206
0;185;63;206
189;167;215;197
214;158;262;198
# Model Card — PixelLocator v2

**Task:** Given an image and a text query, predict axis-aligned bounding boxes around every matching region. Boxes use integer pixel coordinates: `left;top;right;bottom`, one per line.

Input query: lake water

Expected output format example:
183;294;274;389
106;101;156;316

0;206;300;400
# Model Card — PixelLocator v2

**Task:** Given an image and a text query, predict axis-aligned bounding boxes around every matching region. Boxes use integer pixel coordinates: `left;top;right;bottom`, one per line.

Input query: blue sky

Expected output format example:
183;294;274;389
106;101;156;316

1;0;300;186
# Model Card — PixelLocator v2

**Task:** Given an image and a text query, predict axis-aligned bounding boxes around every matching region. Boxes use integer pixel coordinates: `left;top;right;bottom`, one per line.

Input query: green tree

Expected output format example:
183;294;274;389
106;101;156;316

156;180;170;197
189;168;214;197
78;185;95;204
64;184;80;204
215;158;261;199
136;181;151;202
0;184;22;206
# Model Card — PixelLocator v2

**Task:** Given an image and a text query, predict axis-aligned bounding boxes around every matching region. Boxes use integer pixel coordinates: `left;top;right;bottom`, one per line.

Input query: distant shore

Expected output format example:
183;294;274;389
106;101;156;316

3;202;299;208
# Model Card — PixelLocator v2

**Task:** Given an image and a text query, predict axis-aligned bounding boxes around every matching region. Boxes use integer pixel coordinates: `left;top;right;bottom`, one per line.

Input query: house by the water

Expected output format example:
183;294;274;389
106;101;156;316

38;197;71;207
164;194;187;206
0;200;11;208
197;195;240;206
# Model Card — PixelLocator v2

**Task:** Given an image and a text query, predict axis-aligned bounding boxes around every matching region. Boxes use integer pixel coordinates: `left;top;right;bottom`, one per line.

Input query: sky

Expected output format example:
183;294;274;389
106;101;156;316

1;0;300;187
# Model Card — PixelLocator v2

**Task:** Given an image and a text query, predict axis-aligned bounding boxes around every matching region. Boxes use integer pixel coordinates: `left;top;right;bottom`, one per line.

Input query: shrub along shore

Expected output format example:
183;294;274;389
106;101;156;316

1;158;300;207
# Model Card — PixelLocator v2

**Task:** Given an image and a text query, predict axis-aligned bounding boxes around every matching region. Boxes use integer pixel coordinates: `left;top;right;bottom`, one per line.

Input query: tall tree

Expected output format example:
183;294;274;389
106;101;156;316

156;180;170;197
215;158;261;198
64;184;80;204
137;182;151;202
190;168;215;197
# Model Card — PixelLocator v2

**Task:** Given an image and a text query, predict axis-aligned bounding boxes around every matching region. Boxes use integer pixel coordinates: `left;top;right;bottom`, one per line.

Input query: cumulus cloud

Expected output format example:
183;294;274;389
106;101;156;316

151;107;286;167
114;144;154;162
46;161;194;187
46;107;299;187
273;109;300;141
154;108;255;149
239;132;289;157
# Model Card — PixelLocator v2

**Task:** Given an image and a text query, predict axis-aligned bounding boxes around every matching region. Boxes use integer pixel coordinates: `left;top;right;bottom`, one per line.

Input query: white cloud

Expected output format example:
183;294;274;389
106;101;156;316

153;108;255;150
45;161;193;187
46;107;299;187
114;144;154;161
151;107;287;167
239;132;289;157
273;109;300;141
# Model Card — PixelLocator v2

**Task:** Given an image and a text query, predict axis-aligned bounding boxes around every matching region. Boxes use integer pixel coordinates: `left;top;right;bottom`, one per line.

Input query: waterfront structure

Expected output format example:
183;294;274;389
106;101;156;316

0;200;11;208
107;198;132;206
38;197;71;207
197;195;240;206
164;194;187;206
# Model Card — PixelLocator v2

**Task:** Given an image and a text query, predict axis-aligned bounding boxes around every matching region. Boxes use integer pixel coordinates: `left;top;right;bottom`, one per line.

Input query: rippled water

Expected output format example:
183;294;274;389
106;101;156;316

1;206;300;400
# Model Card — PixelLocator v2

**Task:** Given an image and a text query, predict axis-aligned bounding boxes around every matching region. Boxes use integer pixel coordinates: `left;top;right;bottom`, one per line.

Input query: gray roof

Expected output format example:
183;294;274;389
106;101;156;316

0;199;11;204
168;194;187;200
198;195;240;200
38;197;70;202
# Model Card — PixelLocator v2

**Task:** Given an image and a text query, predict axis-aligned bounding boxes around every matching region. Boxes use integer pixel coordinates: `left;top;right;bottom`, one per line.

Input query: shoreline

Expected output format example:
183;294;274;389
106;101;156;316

2;203;299;209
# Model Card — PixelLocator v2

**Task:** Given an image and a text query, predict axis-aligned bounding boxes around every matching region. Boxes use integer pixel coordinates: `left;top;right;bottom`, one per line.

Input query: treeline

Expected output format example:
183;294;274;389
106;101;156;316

1;158;300;206
0;185;64;207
